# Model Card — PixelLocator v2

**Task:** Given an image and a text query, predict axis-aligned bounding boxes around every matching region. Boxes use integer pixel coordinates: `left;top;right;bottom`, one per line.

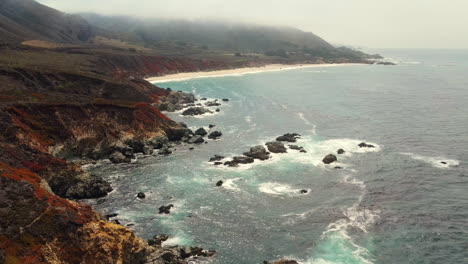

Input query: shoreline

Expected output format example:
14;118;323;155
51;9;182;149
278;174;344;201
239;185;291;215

146;63;360;83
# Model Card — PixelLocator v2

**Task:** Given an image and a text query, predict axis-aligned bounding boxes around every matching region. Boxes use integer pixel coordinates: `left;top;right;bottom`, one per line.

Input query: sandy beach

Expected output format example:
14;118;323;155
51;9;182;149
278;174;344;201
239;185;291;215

146;63;358;83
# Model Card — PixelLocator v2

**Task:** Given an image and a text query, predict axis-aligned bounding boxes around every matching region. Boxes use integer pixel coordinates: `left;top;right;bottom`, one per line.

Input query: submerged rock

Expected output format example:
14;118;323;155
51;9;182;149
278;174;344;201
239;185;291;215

322;154;338;164
159;204;174;214
266;141;287;153
205;101;221;106
222;98;229;102
209;155;225;162
214;162;223;166
358;142;375;148
208;131;222;139
209;124;216;129
300;189;308;194
337;149;346;154
244;145;270;160
289;145;306;152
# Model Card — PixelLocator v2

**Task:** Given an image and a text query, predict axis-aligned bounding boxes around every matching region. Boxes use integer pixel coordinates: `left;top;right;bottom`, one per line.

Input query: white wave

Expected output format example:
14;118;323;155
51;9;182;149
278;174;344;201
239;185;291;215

161;236;190;247
245;115;252;123
259;182;308;197
400;152;459;168
223;178;242;192
404;61;422;64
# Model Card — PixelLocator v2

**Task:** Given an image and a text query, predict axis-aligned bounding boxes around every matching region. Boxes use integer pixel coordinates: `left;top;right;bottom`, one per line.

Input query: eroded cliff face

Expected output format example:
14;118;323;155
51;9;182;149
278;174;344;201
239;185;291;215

0;45;211;264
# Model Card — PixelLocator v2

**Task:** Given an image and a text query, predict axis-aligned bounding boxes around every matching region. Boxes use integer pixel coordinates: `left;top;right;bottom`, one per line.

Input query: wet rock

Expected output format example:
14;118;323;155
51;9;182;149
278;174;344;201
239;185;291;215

109;151;131;163
159;204;174;214
148;234;169;246
180;246;204;258
208;131;222;139
194;127;208;136
266;141;287;153
179;122;188;128
148;135;169;149
233;156;255;164
244;145;270;160
189;147;194;150
137;192;146;199
300;189;308;194
214;162;223;166
224;161;239;167
215;108;220;112
188;135;205;144
337;149;346;154
205;101;221;107
266;260;299;264
322;154;338;164
120;146;134;157
209;124;216;129
358;142;375;148
209;155;225;162
142;145;154;155
216;180;223;187
112;219;121;225
276;133;301;142
334;166;343;169
441;161;447;164
289;145;306;152
158;146;172;155
222;98;229;102
201;97;207;100
182;107;212;116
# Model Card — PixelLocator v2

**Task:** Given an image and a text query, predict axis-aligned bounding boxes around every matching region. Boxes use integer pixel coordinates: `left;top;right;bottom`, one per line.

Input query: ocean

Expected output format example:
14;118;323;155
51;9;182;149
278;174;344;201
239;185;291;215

88;49;468;264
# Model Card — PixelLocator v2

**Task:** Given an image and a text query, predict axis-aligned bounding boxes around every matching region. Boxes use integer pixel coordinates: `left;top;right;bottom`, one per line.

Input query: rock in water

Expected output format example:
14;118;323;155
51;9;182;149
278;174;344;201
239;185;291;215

205;101;221;106
137;192;146;199
208;131;222;139
194;127;208;136
142;145;154;155
358;142;375;148
245;145;270;160
109;151;131;163
148;234;169;246
209;155;225;162
222;98;229;102
233;156;255;164
158;146;172;155
300;189;308;194
266;141;287;153
276;133;301;142
337;149;345;154
159;204;174;214
188;135;205;144
209;124;216;129
182;107;211;116
322;154;338;164
216;180;224;187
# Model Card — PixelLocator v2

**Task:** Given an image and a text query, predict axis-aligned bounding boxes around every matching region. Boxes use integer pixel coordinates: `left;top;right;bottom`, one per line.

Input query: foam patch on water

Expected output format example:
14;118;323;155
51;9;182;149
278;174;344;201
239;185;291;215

223;178;242;192
400;152;459;168
161;235;191;247
259;182;308;197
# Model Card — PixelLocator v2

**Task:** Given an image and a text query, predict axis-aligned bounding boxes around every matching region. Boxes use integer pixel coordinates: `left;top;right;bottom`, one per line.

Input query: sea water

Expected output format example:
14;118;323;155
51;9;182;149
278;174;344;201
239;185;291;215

88;49;468;264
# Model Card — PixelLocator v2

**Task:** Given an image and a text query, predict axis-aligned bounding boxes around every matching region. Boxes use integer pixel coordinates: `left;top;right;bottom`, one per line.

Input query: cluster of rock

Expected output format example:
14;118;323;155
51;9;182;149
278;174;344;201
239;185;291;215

154;90;230;116
321;142;375;166
208;133;306;167
146;233;216;264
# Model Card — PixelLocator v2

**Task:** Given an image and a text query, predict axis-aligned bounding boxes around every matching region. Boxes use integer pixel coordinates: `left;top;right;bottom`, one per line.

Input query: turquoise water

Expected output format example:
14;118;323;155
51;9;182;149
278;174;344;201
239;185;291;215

89;49;468;264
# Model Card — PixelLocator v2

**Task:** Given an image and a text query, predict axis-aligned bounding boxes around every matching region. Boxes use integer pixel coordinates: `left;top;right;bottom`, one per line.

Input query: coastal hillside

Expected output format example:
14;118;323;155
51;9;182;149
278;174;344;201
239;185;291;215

80;13;333;52
0;0;94;44
0;0;383;263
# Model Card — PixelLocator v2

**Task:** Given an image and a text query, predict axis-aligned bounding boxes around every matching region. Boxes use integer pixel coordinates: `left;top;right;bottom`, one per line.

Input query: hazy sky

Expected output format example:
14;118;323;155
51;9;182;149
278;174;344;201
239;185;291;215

38;0;468;49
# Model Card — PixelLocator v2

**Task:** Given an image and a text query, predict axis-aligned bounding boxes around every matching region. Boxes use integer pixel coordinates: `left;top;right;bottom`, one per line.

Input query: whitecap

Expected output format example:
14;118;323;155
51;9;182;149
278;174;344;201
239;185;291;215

223;178;242;192
400;152;460;169
259;182;308;197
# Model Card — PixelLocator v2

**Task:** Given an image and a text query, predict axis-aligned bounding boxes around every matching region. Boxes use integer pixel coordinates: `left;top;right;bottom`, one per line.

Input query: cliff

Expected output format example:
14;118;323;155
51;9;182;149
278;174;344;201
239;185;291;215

0;43;226;263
